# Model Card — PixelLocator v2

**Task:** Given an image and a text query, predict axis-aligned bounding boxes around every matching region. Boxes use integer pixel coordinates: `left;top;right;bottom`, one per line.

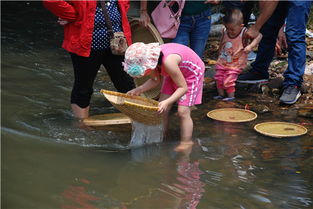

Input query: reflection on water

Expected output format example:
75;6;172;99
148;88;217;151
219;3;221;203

2;1;313;209
159;147;205;209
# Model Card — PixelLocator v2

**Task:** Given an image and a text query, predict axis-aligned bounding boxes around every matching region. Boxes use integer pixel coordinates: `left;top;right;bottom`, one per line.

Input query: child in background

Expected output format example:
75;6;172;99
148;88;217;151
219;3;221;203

123;42;205;152
214;9;262;101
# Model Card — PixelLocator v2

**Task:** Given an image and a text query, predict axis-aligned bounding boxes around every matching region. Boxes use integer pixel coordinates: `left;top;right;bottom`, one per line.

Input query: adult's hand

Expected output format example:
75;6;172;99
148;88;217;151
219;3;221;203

245;25;261;40
275;25;288;55
139;11;151;27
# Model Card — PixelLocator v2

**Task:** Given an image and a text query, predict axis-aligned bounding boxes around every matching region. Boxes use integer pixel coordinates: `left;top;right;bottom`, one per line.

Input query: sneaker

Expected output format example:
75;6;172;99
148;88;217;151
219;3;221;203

213;95;224;99
247;51;257;61
237;71;268;84
222;97;235;101
279;86;301;104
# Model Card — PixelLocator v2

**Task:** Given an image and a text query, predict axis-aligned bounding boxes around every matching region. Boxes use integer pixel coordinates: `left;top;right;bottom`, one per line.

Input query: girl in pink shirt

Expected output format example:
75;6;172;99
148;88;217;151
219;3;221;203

123;42;205;152
214;9;262;101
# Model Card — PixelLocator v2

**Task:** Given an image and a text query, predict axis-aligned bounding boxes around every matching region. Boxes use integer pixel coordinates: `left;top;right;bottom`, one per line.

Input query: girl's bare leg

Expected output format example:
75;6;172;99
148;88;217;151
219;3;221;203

227;92;235;98
174;105;194;152
217;88;225;97
159;94;172;139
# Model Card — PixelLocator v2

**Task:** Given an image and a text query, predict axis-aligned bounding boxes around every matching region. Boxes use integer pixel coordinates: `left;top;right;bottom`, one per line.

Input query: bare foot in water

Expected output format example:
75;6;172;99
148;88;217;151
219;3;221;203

75;119;95;131
174;141;194;152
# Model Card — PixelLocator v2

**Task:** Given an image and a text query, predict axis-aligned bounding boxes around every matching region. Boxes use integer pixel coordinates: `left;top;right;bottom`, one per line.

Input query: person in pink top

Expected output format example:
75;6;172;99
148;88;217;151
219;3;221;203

214;9;262;101
123;42;205;152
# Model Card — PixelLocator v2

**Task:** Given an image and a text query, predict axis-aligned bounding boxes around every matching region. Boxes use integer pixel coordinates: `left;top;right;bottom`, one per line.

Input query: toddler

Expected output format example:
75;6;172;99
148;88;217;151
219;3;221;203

123;42;205;152
214;9;262;101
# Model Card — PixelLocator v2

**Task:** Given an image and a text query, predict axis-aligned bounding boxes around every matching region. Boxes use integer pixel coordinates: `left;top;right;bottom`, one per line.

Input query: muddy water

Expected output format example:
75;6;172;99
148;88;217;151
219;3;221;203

2;2;313;209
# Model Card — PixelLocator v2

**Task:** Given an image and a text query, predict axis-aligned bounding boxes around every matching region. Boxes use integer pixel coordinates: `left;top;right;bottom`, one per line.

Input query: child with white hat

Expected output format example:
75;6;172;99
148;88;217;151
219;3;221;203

123;42;205;152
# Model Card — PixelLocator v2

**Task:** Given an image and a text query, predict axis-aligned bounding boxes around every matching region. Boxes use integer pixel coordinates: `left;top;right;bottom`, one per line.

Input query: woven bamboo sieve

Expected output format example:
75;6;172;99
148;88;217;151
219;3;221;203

100;90;162;125
207;108;257;122
254;122;307;138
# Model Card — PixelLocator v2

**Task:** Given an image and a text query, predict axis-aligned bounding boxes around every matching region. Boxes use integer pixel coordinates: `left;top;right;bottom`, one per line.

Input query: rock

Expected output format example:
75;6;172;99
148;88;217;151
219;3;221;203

261;85;270;96
250;104;270;114
209;24;224;37
271;88;281;97
307;50;313;59
302;75;313;93
256;95;275;104
298;106;313;118
305;63;313;75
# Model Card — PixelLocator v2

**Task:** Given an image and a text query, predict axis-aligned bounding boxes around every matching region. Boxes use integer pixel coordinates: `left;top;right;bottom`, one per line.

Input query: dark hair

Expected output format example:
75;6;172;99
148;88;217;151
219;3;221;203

157;52;163;66
223;8;243;25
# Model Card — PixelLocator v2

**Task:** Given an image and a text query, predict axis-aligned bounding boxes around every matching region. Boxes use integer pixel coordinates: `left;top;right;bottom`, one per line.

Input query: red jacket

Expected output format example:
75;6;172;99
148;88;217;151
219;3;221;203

43;0;132;57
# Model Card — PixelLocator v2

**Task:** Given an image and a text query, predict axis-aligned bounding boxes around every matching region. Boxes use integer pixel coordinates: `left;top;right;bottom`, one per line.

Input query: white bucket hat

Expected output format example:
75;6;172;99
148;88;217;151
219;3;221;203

123;42;161;77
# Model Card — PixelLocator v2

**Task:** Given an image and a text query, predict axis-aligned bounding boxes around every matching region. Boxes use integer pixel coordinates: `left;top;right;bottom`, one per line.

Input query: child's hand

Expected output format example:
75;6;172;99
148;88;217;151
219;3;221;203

157;100;169;114
243;46;252;54
127;88;141;96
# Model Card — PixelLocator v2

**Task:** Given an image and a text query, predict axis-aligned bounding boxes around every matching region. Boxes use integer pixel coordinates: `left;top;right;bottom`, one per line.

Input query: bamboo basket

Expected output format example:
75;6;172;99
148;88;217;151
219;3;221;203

130;18;163;99
207;108;257;122
100;90;162;125
83;113;131;126
254;122;307;138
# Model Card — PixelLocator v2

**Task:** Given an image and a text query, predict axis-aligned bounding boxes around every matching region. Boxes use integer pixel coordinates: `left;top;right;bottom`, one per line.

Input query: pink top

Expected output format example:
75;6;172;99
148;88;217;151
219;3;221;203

160;43;205;77
159;43;205;106
216;27;248;70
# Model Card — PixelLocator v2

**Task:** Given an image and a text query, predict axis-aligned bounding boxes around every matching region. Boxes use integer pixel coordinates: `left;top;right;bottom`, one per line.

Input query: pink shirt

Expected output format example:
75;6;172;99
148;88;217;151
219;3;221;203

160;43;205;78
216;27;248;70
159;43;205;106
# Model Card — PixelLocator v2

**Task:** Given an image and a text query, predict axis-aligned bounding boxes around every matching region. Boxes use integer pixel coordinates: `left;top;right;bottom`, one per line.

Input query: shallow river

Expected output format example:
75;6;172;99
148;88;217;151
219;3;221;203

2;2;313;209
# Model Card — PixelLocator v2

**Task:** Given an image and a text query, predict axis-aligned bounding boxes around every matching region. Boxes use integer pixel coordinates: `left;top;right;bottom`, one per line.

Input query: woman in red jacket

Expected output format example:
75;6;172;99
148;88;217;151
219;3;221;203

43;0;134;120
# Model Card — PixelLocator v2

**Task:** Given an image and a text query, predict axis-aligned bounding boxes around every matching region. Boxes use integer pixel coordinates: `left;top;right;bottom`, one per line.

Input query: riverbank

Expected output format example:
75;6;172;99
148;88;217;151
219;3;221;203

202;33;313;120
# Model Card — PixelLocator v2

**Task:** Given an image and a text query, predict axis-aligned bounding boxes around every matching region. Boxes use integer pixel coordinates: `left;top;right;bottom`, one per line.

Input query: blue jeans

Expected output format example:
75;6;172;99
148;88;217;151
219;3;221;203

251;1;312;88
172;8;211;58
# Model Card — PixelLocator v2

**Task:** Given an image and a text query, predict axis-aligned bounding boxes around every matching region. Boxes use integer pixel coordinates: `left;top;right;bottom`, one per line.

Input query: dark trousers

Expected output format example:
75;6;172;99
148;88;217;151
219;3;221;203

251;1;312;88
70;50;134;108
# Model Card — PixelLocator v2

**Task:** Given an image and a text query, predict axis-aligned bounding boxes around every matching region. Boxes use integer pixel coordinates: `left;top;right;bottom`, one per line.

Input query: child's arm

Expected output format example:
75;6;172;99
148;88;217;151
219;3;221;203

127;70;161;96
243;33;263;53
158;54;188;113
217;28;225;55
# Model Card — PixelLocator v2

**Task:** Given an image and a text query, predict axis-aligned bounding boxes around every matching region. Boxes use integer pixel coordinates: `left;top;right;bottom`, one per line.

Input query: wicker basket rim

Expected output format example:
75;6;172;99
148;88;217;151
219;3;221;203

124;101;159;111
101;89;159;106
130;18;164;44
100;90;162;125
207;108;257;122
254;122;308;138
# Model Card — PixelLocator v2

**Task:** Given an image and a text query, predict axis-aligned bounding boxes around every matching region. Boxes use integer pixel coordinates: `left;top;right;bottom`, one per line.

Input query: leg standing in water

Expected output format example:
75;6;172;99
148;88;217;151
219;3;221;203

124;42;205;152
43;0;134;121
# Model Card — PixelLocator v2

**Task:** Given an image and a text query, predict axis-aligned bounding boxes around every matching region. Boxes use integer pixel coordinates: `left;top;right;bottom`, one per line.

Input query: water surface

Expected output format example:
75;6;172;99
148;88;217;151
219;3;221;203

2;2;313;209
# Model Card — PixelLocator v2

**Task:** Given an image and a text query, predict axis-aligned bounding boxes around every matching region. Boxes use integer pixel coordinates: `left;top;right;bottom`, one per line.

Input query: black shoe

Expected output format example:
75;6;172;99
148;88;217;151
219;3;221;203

237;71;268;84
280;86;301;105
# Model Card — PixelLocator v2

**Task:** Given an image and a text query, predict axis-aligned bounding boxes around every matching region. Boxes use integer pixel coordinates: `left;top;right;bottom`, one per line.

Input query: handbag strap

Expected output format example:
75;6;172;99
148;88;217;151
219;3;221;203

99;0;114;38
166;0;185;15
